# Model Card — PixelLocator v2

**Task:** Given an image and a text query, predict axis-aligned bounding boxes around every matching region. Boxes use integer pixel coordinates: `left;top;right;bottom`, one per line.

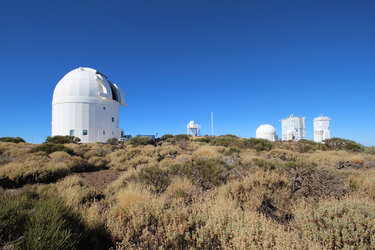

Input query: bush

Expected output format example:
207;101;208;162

160;134;174;141
138;166;171;193
295;197;375;248
106;138;118;145
0;137;25;143
170;158;232;189
0;189;85;249
324;137;365;152
174;134;190;141
243;138;274;152
30;143;74;155
195;136;212;143
210;136;236;147
129;137;155;146
45;135;81;144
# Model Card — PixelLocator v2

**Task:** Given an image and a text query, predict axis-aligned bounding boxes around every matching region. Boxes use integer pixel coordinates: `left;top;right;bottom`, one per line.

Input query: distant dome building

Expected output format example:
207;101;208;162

256;124;276;141
52;67;127;143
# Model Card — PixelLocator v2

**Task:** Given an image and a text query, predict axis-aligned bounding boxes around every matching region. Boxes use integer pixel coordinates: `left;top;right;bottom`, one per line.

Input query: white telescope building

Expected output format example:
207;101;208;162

314;115;331;143
256;124;276;141
281;115;306;141
52;67;127;143
187;121;201;137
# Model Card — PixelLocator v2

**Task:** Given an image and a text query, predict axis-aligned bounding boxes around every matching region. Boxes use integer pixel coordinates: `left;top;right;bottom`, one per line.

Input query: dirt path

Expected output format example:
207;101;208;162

77;169;123;193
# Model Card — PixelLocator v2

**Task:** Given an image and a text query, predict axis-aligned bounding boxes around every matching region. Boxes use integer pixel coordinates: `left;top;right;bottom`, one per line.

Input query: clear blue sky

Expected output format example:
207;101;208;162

0;0;374;145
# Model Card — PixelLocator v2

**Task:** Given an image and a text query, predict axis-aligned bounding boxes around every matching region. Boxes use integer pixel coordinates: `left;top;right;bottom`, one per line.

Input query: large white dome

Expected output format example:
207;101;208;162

53;67;126;106
256;124;276;134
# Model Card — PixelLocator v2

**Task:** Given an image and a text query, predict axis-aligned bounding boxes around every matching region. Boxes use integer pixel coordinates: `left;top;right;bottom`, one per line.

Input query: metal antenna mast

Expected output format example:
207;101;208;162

211;112;214;137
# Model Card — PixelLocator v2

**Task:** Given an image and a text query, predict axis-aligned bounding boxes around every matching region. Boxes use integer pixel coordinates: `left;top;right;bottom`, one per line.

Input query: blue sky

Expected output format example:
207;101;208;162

0;0;374;145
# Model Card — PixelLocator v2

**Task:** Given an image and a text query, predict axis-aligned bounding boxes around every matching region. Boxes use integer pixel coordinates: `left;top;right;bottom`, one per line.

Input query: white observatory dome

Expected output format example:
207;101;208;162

256;124;276;141
52;67;126;143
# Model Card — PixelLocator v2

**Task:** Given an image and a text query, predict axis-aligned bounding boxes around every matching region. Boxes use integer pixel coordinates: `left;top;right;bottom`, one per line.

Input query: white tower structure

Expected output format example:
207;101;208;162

256;124;276;141
187;121;201;137
52;67;127;143
281;115;306;141
314;115;331;143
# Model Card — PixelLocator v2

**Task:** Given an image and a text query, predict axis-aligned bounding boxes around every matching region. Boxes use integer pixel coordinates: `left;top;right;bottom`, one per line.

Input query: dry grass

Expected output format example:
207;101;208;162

1;140;375;248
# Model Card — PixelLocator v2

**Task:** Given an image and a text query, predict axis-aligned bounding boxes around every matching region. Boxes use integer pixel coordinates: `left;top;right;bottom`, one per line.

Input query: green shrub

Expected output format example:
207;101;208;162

0;189;84;249
324;138;364;152
244;138;274;152
160;134;174;141
0;137;25;143
129;137;155;146
195;136;212;143
174;134;190;141
45;135;81;144
106;138;118;145
138;166;171;193
210;136;236;147
166;138;176;144
170;158;232;189
30;143;74;155
22;198;83;249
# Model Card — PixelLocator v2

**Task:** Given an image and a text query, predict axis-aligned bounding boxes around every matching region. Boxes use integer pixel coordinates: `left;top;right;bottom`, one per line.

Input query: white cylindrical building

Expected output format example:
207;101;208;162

52;67;127;143
256;124;276;141
314;115;331;143
281;115;306;141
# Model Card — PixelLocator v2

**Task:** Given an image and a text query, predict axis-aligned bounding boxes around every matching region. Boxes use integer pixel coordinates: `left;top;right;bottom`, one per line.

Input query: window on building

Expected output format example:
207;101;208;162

83;130;88;136
103;106;106;110
112;131;114;135
103;130;105;135
69;130;74;136
112;117;114;122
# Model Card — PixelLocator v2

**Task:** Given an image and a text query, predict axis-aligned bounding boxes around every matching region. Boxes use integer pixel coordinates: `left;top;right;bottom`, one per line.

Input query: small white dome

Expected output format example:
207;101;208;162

53;67;126;106
256;124;276;134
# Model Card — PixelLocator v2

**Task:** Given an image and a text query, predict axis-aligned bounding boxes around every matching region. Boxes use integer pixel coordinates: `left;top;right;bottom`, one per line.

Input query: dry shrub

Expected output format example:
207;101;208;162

192;145;221;159
165;177;198;202
107;148;158;171
0;152;86;186
239;149;258;163
87;156;108;168
191;196;307;249
0;142;32;158
294;195;375;249
175;153;192;163
107;184;163;245
344;169;375;199
265;149;300;162
289;166;347;200
219;170;292;224
55;175;96;209
158;145;179;160
159;157;178;168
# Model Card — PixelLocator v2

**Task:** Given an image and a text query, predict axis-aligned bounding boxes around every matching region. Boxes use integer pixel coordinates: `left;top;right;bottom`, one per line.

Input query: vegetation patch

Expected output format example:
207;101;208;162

0;137;25;143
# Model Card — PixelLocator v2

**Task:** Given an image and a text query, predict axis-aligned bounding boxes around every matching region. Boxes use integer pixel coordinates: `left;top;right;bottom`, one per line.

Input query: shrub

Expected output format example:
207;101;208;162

244;138;274;152
129;137;155;146
174;134;190;141
138;166;171;193
165;138;176;144
195;136;212;143
45;135;81;144
160;134;174;141
294;196;375;248
106;138;118;145
325;137;365;152
0;137;25;143
209;136;236;147
0;189;85;249
30;143;74;155
170;158;232;189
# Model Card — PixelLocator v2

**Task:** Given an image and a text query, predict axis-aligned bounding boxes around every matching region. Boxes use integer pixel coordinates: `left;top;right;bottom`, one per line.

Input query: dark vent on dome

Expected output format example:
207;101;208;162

108;81;120;102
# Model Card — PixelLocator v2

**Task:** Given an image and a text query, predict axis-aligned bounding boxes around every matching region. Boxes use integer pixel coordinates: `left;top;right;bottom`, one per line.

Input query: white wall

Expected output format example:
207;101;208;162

52;99;122;143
